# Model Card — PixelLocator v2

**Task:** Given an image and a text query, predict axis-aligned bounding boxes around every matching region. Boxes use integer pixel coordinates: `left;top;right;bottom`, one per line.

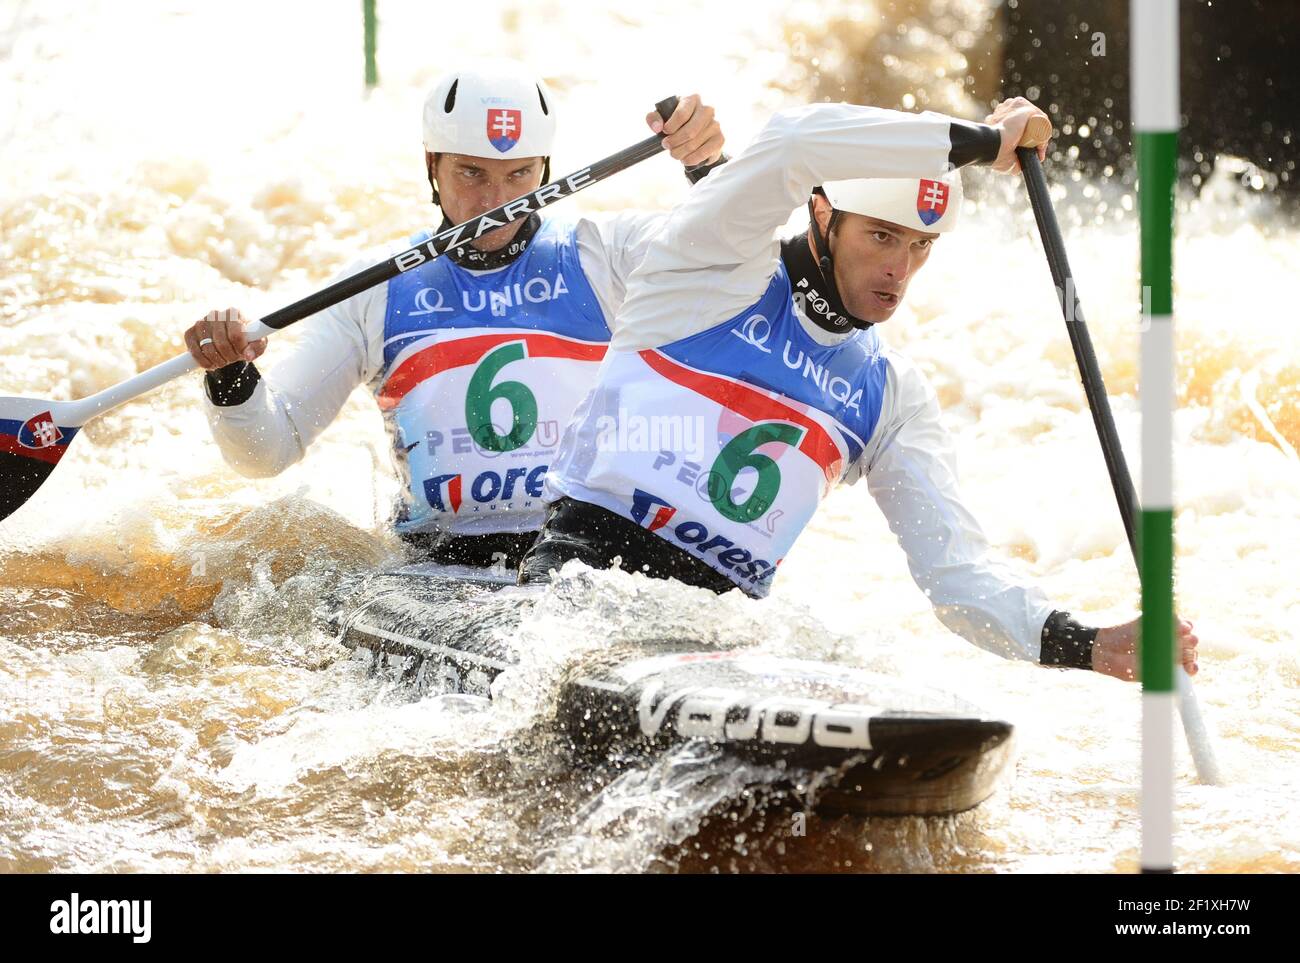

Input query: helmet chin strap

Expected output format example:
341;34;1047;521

427;151;441;206
808;197;835;276
806;195;872;331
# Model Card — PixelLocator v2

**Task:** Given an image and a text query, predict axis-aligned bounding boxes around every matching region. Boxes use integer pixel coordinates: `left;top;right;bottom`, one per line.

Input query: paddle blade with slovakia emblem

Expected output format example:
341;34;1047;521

0;396;82;522
0;343;201;522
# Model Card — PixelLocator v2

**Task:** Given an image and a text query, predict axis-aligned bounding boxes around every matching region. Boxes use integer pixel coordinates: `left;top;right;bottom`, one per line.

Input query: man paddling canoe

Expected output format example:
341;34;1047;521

520;97;1198;683
183;63;725;570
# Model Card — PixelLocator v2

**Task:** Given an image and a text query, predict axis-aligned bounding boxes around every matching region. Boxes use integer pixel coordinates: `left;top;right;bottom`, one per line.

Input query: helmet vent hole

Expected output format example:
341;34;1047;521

443;79;459;113
536;84;550;116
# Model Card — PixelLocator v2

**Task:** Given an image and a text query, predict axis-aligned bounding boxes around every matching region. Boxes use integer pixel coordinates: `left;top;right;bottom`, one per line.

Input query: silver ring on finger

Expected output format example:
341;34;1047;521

198;338;215;347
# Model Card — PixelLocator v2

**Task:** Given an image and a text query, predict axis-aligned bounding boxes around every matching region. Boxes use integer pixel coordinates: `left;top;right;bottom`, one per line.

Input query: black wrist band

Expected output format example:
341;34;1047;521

947;120;1002;168
684;152;729;184
1040;610;1098;670
204;361;261;407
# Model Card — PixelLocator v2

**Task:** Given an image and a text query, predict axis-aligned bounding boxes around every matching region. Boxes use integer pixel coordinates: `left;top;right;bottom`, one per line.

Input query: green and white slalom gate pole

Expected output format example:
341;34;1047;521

1020;0;1222;876
363;0;378;89
1134;0;1178;874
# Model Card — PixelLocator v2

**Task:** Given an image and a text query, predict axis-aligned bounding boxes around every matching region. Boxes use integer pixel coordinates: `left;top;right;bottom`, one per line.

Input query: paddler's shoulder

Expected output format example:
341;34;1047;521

303;238;410;383
556;210;675;302
337;234;423;276
555;208;670;252
870;337;945;426
322;239;409;317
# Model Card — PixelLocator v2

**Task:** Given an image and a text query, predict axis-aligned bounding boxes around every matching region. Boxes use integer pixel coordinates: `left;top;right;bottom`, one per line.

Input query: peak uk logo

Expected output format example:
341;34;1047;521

486;108;522;152
916;178;949;225
18;410;63;449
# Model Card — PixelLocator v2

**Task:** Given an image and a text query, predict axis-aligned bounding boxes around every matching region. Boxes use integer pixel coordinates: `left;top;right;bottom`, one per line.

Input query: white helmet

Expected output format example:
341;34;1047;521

422;63;557;160
820;170;963;233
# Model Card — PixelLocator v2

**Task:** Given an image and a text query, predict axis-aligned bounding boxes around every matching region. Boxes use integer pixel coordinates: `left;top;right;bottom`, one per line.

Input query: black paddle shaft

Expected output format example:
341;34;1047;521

258;97;681;332
1017;147;1142;562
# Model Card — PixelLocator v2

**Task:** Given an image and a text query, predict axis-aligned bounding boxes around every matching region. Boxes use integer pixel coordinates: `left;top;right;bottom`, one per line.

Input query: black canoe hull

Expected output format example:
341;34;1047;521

324;567;1015;817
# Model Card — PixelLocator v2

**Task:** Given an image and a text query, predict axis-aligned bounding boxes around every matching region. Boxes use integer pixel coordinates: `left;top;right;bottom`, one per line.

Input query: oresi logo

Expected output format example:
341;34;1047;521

424;473;463;513
630;488;676;531
626;488;777;585
424;467;547;513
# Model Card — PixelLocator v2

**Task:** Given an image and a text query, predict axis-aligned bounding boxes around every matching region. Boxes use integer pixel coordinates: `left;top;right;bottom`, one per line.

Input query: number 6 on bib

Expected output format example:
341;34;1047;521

465;341;539;452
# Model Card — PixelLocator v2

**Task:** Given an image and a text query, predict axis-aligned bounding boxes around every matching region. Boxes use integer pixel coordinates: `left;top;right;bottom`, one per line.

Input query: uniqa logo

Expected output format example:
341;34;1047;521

635;681;873;749
779;342;863;414
410;274;571;318
729;313;773;353
726;302;864;414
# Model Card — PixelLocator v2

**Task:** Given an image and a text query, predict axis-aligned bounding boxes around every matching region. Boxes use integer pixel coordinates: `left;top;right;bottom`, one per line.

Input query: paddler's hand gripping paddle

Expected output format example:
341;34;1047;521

0;98;682;522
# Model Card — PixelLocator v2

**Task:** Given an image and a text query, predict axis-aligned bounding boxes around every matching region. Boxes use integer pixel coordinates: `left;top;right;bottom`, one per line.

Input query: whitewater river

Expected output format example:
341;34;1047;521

2;0;1297;873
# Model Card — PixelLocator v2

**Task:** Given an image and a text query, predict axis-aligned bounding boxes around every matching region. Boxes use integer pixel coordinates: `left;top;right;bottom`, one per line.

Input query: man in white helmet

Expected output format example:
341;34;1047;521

521;96;1199;683
183;64;726;570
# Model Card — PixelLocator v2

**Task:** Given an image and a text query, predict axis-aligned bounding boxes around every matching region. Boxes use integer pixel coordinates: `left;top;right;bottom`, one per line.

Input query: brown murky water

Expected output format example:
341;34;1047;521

2;0;1297;872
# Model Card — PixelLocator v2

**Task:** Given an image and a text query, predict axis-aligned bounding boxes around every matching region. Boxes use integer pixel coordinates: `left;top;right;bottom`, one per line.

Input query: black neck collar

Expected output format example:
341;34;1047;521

438;212;541;270
779;231;872;334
